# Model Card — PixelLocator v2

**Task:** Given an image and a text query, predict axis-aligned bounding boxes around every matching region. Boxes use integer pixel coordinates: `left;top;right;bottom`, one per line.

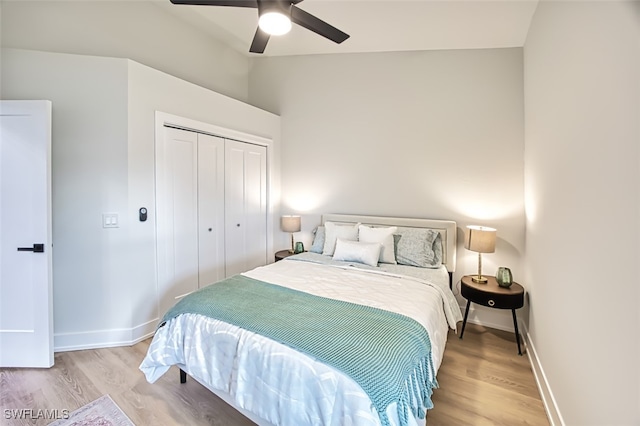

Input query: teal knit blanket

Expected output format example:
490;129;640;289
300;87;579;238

161;274;437;426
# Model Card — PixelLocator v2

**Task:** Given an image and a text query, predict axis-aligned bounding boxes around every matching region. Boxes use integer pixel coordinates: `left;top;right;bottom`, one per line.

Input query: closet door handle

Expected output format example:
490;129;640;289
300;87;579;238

236;223;241;227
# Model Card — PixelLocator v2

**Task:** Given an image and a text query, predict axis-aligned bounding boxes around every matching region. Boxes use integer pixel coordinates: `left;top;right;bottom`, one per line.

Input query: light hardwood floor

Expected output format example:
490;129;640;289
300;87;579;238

0;323;548;425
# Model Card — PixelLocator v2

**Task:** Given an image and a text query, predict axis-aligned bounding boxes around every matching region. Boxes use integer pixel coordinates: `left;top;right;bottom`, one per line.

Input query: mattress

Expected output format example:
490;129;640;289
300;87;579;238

140;253;462;426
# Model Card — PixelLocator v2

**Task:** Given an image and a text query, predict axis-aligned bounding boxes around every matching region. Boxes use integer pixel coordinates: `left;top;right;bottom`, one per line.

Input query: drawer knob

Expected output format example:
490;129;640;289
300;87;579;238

488;300;495;307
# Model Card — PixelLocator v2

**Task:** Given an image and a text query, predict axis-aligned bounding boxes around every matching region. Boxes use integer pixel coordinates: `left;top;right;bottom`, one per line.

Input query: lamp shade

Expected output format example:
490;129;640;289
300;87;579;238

464;225;496;253
281;215;301;233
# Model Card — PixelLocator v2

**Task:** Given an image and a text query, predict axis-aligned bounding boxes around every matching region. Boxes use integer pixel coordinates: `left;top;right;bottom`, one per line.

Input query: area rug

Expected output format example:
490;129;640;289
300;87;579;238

48;395;135;426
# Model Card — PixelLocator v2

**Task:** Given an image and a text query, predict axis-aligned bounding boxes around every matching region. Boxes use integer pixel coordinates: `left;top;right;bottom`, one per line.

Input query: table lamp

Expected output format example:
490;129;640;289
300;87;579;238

281;215;301;253
464;225;496;283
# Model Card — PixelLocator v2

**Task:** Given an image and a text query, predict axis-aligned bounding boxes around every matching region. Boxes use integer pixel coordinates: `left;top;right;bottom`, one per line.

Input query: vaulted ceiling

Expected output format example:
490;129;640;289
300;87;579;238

158;0;540;57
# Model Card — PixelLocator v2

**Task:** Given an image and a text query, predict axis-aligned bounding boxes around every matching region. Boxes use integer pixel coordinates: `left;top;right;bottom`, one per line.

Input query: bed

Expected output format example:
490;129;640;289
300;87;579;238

140;214;462;426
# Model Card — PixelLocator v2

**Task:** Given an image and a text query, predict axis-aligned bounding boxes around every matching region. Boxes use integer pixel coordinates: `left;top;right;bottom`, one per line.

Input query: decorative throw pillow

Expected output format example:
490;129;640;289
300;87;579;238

394;227;442;268
322;222;360;256
309;226;325;254
332;239;382;267
358;225;397;264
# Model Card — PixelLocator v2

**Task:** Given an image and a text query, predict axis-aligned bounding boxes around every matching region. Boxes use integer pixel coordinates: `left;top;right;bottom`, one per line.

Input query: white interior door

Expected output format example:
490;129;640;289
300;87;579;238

197;133;225;287
0;100;53;368
156;127;199;316
156;125;266;310
225;139;267;277
156;127;226;315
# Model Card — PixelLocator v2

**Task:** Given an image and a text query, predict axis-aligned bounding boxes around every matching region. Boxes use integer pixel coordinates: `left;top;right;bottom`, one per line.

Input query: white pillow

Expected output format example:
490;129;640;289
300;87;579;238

358;225;398;264
332;239;382;267
322;222;360;256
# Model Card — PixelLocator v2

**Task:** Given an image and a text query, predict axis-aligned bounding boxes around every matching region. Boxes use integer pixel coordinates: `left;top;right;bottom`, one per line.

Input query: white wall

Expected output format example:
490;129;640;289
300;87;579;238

524;2;640;424
0;0;249;102
248;48;526;329
2;49;133;345
127;59;281;330
3;2;638;420
0;0;526;331
1;48;281;350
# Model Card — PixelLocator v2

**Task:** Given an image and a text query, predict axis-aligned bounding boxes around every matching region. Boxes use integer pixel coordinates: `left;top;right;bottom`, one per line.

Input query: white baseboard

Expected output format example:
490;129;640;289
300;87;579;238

54;319;157;352
521;323;565;426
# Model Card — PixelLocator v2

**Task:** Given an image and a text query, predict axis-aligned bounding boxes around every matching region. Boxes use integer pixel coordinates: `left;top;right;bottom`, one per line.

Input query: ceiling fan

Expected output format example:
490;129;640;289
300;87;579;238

169;0;350;54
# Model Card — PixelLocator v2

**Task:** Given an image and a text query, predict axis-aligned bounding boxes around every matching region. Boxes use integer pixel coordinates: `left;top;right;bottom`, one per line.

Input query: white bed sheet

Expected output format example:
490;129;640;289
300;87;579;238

140;257;462;426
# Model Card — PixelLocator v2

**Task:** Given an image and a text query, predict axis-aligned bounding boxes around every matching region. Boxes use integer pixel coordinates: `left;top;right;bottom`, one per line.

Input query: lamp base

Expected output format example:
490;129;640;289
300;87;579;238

471;275;488;284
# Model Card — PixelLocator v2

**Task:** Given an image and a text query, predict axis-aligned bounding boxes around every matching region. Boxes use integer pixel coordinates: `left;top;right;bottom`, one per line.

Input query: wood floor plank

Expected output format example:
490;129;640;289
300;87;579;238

427;324;548;425
0;323;548;425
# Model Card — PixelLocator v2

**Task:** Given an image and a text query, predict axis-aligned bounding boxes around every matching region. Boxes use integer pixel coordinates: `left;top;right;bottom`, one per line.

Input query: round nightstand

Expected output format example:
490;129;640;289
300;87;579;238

274;249;294;262
459;275;525;355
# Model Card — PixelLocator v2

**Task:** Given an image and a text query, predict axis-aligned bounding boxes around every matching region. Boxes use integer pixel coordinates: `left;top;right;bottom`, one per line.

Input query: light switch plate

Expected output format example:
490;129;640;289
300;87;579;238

102;213;119;228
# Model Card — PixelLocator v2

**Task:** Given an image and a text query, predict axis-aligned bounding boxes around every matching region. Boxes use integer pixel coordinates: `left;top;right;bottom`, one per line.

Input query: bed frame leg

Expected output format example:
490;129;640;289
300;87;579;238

179;369;187;384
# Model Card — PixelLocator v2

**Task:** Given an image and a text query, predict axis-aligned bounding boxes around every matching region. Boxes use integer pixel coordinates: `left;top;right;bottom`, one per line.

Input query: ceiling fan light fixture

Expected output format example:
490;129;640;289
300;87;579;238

258;11;292;36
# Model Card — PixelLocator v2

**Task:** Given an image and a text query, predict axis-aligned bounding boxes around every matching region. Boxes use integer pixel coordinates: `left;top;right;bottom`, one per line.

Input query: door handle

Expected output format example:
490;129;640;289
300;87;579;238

17;243;45;253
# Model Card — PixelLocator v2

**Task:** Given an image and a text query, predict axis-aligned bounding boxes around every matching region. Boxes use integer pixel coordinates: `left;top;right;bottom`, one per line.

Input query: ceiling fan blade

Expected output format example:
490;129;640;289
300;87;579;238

249;27;270;53
169;0;257;7
290;5;349;44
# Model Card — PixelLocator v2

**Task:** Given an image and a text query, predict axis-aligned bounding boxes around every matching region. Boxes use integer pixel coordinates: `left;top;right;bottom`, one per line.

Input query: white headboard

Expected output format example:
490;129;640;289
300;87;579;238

321;214;457;274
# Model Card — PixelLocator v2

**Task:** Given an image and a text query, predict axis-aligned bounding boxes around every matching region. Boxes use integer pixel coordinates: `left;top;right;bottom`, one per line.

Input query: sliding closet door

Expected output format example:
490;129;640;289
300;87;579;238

156;127;225;315
225;139;267;277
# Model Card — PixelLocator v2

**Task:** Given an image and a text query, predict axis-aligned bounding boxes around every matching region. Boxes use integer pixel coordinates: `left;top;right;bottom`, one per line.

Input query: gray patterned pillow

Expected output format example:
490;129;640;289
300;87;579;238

394;227;442;268
309;226;325;254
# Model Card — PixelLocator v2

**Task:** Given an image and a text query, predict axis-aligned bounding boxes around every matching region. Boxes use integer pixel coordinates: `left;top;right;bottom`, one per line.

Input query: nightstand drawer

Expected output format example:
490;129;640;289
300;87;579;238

461;284;524;309
459;275;525;355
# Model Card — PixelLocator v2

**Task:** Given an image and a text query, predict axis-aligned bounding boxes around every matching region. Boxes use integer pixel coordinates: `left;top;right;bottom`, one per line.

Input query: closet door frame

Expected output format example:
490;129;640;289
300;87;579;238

154;110;274;281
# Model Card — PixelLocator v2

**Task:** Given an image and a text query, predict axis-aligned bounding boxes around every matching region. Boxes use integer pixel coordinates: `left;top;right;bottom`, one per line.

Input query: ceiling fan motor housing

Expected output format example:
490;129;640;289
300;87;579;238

257;0;292;16
169;0;349;54
257;1;293;36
